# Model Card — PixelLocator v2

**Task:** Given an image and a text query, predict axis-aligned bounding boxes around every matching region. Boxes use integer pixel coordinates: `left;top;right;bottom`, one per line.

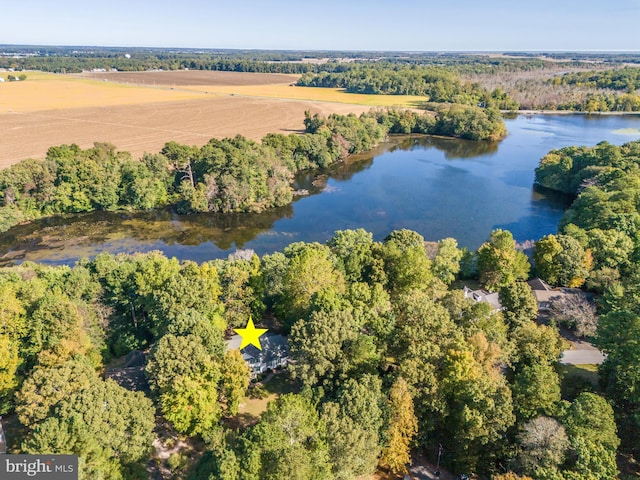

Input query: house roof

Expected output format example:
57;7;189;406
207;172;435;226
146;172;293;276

527;278;583;306
226;333;290;365
463;286;502;311
528;278;552;292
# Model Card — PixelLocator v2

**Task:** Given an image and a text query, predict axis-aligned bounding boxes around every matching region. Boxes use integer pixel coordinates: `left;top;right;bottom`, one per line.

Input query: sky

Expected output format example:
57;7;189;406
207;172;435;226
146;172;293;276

2;0;640;52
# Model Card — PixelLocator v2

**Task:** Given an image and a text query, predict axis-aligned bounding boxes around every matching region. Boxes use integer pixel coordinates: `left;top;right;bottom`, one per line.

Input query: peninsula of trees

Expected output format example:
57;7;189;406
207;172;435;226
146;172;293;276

0;109;506;233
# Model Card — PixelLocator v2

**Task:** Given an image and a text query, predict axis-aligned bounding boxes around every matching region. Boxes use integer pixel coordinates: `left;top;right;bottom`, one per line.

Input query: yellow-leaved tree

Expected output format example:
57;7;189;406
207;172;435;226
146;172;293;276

379;376;418;475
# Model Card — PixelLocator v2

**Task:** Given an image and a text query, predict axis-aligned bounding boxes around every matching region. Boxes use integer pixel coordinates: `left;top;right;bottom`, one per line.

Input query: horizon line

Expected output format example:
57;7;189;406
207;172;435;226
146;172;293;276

2;44;640;55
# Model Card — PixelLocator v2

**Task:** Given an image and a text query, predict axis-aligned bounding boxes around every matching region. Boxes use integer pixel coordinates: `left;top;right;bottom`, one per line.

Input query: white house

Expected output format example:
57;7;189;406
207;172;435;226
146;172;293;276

226;333;290;378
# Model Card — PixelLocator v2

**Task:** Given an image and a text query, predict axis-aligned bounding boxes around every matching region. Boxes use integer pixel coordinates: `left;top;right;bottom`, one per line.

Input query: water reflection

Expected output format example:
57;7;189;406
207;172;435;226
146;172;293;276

0;135;500;266
0;206;295;266
2;114;637;267
389;136;499;159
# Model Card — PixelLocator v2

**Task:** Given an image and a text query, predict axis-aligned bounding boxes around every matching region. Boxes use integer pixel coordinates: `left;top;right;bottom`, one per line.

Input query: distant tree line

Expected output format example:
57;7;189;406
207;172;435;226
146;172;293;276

1;46;603;76
0;109;506;233
552;67;640;92
297;65;520;110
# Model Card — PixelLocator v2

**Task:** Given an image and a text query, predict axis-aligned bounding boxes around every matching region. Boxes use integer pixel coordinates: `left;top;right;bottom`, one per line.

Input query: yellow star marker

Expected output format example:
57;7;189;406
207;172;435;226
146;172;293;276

233;317;268;350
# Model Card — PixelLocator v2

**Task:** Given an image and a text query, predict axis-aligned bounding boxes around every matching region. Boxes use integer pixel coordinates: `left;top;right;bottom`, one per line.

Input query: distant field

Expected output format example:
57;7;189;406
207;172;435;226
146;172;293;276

185;83;428;107
0;71;204;112
0;71;383;167
77;70;428;107
77;70;298;86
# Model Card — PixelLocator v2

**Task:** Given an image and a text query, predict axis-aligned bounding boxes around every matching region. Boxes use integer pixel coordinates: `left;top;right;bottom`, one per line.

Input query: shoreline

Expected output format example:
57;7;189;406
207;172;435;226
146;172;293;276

511;109;640;116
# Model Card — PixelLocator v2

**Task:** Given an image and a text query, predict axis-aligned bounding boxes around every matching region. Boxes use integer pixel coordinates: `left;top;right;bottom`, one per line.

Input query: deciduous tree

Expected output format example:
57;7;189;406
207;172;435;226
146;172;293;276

247;394;332;480
379;377;417;475
433;237;463;285
499;282;538;330
477;229;530;291
517;416;569;477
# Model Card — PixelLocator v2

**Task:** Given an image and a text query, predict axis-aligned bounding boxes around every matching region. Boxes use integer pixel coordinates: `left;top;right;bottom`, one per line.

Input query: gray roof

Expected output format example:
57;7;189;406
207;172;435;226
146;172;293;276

528;278;552;292
463;286;502;311
226;333;289;365
527;278;578;307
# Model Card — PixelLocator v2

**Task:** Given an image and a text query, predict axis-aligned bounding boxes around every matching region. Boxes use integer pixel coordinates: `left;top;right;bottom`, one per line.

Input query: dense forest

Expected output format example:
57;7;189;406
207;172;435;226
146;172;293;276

296;65;520;110
0;108;506;233
0;46;602;74
552;67;640;92
1;140;639;479
535;139;640;472
298;64;640;113
0;222;622;479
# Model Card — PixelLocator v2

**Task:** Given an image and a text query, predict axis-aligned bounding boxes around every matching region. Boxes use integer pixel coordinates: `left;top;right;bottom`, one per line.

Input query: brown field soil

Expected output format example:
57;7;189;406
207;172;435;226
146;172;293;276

0;71;205;112
0;95;372;167
77;70;428;107
76;69;299;86
0;70;384;167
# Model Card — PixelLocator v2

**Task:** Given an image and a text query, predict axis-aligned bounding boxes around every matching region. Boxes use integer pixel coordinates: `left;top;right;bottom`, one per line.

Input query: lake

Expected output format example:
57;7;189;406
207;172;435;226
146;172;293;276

2;114;640;266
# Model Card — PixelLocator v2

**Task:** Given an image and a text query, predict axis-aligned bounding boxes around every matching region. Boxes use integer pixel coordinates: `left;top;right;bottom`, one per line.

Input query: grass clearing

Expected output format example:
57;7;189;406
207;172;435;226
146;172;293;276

230;371;301;429
559;362;600;400
559;362;599;384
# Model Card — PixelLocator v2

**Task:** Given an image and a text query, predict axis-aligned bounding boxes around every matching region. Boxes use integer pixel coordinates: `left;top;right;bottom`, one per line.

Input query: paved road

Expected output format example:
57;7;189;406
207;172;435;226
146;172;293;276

560;337;605;364
560;349;605;365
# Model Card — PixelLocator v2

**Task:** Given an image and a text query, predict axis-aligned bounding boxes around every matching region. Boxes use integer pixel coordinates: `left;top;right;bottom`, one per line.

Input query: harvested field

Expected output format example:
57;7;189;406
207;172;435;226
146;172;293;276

0;71;204;112
0;96;371;167
76;70;299;86
183;84;428;107
76;70;428;107
0;70;423;168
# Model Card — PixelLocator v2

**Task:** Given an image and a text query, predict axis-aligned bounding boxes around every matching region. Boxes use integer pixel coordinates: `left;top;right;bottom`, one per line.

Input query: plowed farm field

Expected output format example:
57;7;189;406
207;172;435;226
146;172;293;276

77;70;298;86
0;71;424;168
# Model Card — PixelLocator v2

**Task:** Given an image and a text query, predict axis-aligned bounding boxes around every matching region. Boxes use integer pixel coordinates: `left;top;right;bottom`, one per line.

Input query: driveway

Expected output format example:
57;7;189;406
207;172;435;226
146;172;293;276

560;338;605;365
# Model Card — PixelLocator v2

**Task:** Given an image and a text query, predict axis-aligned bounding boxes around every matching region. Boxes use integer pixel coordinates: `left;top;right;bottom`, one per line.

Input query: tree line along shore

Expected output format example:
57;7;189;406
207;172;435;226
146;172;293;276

0;108;506;233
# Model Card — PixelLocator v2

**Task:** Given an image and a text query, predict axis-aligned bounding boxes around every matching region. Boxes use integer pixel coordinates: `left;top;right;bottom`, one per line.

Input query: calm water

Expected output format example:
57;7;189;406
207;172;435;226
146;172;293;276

2;114;640;266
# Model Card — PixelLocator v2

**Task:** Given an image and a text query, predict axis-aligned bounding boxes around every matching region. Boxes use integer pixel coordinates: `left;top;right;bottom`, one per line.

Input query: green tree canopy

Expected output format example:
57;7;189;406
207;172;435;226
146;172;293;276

245;393;332;480
477;229;530;291
499;282;538;330
534;234;591;287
